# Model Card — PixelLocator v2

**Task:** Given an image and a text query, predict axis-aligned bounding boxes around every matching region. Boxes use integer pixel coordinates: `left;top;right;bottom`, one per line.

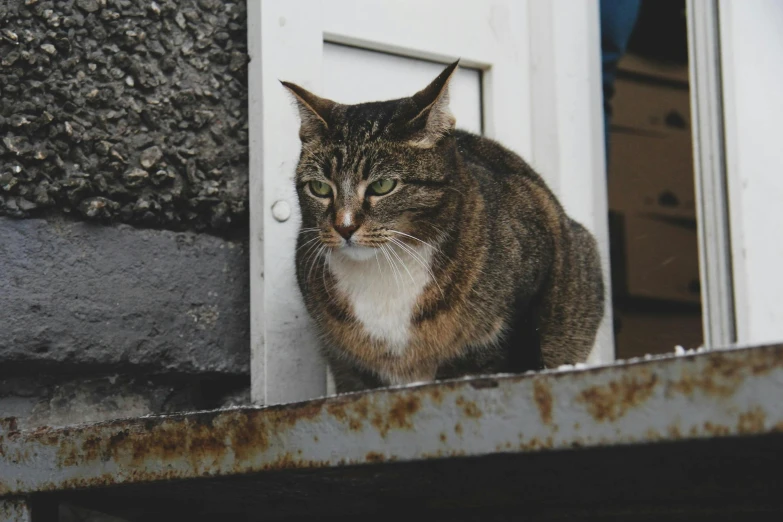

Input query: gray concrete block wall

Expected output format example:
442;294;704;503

0;0;253;426
0;217;249;375
0;215;251;426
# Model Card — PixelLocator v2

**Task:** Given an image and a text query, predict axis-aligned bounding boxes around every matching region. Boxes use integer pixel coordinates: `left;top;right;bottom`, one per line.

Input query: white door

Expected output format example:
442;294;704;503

249;0;610;405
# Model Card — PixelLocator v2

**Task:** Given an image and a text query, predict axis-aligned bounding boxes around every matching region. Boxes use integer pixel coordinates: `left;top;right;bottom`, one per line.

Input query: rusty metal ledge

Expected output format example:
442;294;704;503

2;343;783;497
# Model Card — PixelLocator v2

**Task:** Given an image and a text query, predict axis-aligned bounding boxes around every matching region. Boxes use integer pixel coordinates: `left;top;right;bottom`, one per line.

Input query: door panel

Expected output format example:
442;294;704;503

323;44;483;135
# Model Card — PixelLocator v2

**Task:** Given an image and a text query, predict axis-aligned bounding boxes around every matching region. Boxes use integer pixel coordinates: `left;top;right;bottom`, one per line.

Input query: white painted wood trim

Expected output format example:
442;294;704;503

716;0;783;346
686;0;736;348
252;1;329;405
247;0;264;403
717;0;749;345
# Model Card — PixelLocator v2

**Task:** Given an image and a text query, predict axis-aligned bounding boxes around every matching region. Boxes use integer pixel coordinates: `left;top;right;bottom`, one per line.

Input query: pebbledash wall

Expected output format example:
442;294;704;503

0;0;251;428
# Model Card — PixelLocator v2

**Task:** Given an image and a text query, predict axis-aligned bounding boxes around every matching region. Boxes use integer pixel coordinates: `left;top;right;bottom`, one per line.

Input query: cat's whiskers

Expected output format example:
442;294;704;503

384;244;405;292
388;237;445;298
307;245;326;285
300;239;322;277
301;235;324;263
388;229;438;251
386;240;417;289
416;220;450;242
296;235;322;253
388;237;430;267
379;244;402;292
321;250;335;303
373;248;383;277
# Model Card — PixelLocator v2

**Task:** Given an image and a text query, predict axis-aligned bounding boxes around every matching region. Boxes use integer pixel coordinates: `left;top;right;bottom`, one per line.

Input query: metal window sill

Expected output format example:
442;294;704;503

2;343;783;520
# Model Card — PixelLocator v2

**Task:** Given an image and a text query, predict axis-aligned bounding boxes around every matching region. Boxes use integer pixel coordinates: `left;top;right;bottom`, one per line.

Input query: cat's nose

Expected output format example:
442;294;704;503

334;222;359;240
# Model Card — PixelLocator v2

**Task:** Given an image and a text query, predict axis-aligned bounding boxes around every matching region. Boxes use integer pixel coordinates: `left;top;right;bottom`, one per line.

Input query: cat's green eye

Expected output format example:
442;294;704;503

367;179;397;196
309;180;333;197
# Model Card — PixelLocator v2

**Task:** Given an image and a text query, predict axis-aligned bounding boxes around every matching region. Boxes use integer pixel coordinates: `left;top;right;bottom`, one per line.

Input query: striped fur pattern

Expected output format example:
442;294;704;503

283;62;605;392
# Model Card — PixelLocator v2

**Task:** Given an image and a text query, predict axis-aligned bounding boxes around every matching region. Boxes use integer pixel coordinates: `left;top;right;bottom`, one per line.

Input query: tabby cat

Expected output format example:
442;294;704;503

283;61;604;393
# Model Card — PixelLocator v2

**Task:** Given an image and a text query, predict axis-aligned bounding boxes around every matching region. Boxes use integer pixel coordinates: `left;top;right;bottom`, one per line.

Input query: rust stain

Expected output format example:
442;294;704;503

326;394;373;432
370;394;421;437
517;435;555;451
746;345;783;375
258;453;331;471
455;396;482;419
5;346;783;497
428;386;444;405
667;424;683;439
52;410;273;477
421;448;467;460
532;380;553;425
26;397;358;492
702;422;731;436
365;451;385;463
494;441;514;452
577;372;658;422
737;407;766;434
670;354;746;398
4;388;431;494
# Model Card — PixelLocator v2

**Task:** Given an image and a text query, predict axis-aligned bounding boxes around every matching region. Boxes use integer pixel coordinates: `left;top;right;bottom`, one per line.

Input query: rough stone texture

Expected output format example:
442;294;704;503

0;216;250;376
0;0;249;233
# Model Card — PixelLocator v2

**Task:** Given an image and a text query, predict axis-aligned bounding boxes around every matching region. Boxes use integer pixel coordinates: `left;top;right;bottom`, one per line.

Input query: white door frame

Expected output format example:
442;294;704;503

248;0;611;405
688;0;783;349
686;0;736;348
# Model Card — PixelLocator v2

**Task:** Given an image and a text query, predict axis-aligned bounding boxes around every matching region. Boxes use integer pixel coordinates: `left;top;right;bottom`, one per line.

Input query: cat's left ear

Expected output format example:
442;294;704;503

406;60;460;147
281;81;337;144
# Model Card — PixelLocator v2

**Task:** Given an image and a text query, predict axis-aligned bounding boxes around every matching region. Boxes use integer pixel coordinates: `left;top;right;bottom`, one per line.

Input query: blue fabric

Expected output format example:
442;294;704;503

600;0;641;164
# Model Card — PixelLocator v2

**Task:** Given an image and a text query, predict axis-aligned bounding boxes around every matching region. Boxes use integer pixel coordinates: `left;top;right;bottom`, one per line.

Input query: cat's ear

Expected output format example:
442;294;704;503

406;60;460;147
281;81;337;143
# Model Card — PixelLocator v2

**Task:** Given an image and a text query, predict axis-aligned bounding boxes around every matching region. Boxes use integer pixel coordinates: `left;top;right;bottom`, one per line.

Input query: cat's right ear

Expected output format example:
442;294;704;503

281;81;337;143
405;60;459;147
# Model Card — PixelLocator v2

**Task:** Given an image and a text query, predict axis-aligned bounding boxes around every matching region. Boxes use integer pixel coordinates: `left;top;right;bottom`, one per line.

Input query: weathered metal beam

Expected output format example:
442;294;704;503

1;344;783;497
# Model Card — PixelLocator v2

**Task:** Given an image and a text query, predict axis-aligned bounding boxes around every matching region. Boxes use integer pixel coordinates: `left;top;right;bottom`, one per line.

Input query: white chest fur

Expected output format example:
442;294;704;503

329;243;434;355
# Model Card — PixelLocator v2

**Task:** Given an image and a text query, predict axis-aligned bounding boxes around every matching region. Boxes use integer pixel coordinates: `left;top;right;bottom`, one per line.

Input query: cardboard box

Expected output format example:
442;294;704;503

614;309;703;359
608;130;696;219
618;53;689;84
611;78;691;135
621;214;701;304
